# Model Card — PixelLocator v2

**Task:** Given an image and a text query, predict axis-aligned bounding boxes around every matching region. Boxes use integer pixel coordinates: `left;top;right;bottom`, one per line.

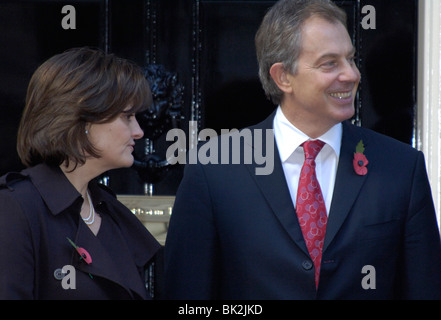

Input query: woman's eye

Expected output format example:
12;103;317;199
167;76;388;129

122;113;135;121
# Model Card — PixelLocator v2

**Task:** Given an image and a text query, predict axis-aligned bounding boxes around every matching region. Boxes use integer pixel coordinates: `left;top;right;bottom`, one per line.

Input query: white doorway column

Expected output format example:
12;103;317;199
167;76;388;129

417;0;441;229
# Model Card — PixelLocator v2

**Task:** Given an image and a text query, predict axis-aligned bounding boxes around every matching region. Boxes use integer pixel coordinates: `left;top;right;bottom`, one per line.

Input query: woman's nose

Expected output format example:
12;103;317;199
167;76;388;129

132;118;144;140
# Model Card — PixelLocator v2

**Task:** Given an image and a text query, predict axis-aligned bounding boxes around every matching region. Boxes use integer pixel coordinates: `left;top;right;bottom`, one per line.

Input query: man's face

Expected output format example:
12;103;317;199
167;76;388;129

285;16;360;134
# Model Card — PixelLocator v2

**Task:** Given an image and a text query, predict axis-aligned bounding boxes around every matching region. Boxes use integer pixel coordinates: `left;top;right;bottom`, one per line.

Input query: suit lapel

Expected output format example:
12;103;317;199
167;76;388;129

245;112;309;255
323;122;370;252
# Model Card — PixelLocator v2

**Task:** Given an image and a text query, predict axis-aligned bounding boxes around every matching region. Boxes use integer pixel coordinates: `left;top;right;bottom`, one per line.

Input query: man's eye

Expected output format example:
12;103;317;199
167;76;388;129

321;61;337;69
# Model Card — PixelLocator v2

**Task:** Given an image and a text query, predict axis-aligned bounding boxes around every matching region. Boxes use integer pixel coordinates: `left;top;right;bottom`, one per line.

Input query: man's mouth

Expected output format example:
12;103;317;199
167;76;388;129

329;91;352;99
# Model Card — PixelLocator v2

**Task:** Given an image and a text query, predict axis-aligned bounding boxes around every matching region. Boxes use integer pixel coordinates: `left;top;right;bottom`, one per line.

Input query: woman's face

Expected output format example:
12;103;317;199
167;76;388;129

87;109;144;171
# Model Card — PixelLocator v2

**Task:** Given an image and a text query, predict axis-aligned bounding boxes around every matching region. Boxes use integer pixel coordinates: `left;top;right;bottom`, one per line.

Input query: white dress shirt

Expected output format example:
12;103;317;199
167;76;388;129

273;107;342;215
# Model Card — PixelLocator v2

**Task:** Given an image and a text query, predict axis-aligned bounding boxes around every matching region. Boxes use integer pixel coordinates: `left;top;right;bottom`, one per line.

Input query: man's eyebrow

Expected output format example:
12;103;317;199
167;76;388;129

315;46;357;63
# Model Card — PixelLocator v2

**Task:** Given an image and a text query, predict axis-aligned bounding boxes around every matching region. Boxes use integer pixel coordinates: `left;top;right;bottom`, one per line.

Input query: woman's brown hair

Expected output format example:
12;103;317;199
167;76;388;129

17;47;152;168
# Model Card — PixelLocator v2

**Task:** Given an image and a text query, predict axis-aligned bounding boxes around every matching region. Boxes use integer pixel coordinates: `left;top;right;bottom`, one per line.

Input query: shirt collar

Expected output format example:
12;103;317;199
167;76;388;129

273;106;342;162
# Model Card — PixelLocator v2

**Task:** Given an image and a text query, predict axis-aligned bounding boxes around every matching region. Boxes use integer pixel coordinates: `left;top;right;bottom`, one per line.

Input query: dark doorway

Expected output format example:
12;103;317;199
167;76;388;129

0;0;418;195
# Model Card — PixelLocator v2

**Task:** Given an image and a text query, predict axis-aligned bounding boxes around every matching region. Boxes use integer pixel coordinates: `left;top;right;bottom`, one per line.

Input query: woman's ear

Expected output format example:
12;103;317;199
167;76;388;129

269;63;293;94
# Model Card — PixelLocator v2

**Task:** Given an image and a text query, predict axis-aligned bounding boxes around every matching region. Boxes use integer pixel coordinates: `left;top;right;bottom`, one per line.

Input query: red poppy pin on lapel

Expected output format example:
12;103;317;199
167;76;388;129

353;140;369;176
67;237;92;264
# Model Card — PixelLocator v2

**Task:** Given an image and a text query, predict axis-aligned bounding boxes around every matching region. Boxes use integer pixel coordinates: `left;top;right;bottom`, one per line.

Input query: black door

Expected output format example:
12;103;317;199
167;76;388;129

0;0;418;195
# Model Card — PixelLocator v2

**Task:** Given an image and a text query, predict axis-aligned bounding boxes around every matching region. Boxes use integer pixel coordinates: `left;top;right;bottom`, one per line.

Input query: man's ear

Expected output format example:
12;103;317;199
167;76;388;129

269;63;293;94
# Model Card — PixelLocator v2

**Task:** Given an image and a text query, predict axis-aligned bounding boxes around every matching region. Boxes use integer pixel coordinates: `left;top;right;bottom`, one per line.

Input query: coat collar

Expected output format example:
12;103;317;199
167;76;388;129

23;163;160;299
71;183;160;299
24;163;83;216
72;217;152;299
22;164;119;216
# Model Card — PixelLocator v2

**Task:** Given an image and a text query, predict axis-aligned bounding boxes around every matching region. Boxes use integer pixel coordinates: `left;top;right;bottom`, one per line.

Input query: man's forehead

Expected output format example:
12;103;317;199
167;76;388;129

299;16;354;56
315;46;356;59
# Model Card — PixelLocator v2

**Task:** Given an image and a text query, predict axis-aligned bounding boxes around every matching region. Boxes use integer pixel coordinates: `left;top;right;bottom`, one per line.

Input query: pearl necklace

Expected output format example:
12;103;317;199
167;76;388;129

82;191;95;225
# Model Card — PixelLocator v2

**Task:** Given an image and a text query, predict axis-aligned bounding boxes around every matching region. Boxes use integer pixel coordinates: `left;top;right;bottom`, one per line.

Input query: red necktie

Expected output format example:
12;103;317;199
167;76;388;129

296;140;328;289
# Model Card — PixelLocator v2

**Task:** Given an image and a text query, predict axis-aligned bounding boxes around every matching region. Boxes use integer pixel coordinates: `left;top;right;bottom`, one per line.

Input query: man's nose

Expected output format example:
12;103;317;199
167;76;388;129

339;61;360;83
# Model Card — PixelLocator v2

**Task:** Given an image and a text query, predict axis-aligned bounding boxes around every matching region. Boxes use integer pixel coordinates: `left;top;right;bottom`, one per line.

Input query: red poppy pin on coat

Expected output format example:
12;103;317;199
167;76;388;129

353;140;369;176
67;237;92;264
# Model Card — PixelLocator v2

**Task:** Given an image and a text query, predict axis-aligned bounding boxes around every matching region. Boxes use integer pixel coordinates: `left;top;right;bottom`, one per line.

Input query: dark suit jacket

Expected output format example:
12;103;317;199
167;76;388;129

0;164;162;299
164;112;441;299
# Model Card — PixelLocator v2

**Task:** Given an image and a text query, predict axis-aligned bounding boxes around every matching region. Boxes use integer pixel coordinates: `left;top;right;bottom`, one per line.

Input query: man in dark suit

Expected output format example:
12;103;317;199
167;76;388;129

164;0;441;299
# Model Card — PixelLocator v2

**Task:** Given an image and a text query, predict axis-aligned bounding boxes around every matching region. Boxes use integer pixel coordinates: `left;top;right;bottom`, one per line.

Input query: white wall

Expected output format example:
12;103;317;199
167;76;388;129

417;0;441;229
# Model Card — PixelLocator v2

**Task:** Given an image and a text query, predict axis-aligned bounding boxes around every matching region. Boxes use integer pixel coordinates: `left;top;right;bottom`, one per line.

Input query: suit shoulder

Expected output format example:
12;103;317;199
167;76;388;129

344;122;419;155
